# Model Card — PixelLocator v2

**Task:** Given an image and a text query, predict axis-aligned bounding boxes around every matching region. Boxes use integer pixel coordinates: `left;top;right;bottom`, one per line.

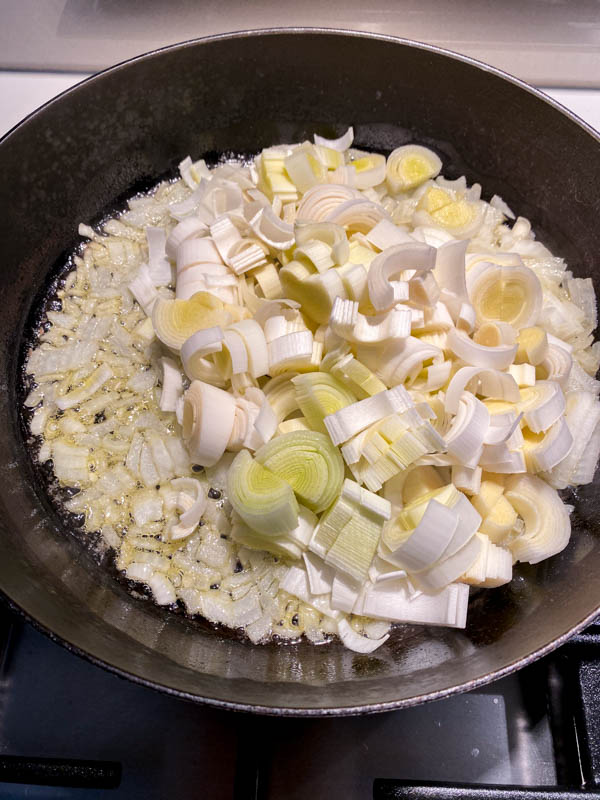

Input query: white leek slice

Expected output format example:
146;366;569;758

292;372;357;433
416;185;483;237
254;430;344;514
461;534;512;588
348;152;387;189
420;302;454;332
310;484;358;557
474;321;517;348
366;219;415;250
303;551;335;595
263;312;307;343
128;263;158;316
508;364;536;387
263;374;301;423
175;262;232;300
426;360;453;391
479;495;518;544
180;333;226;387
232;515;303;560
326;199;390;234
471;478;505;518
227;238;269;275
467;261;543;329
412;535;482;592
159;357;184;413
268;330;318;374
362;581;469;628
248;262;282;299
327;352;388;399
515;326;548;366
213;329;249;378
284;147;326;193
413;225;457;248
294;239;335;273
337;262;369;304
152;291;231;352
400;466;445;505
176;237;222;274
538;343;572;388
451;465;482;495
364;336;443;388
517;381;565;433
145;226;172;285
227;449;299;537
279;563;341;618
280;261;346;324
294;221;349;265
336;618;389;653
447;327;517;370
178;155;210;189
296;184;358;223
314;127;354;152
445;392;490;468
209;214;243;265
325;494;391;581
479;443;527;474
434;239;469;302
545;391;600;488
522;417;573;473
367;242;436;311
250;206;295;250
395;485;480;558
227;397;261;452
324;385;414;445
278;418;310;434
483;411;522;445
445;366;520;414
329;297;412;344
229;319;269;379
166;217;208;259
382;499;458;571
386;144;442;193
182;380;236;467
504;473;571;563
181;326;224;372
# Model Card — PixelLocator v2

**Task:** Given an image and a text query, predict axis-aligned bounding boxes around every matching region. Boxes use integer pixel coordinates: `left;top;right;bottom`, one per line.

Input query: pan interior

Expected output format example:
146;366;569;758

1;30;599;714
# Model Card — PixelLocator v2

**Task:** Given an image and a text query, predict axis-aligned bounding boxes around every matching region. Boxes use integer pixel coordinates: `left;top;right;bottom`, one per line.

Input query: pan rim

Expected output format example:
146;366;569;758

4;27;600;716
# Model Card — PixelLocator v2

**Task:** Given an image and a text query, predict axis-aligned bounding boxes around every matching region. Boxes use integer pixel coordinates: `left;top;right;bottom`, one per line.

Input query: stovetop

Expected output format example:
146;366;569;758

0;602;599;799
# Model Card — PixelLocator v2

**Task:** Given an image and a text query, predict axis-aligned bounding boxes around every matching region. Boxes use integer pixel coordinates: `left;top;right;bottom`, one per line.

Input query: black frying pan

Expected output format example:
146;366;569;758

0;29;599;716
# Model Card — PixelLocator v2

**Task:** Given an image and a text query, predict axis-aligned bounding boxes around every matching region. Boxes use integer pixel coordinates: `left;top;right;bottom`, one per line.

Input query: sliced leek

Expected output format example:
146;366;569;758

292;372;357;433
255;430;344;514
386;145;442;193
227;449;299;537
467;262;543;329
152;291;231;351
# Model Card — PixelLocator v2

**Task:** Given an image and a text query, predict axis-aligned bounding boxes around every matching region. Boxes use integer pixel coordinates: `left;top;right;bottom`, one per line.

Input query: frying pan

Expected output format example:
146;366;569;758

1;29;599;716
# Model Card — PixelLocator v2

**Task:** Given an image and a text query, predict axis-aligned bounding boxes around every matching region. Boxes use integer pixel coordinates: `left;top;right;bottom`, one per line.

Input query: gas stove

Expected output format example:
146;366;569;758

0;604;598;798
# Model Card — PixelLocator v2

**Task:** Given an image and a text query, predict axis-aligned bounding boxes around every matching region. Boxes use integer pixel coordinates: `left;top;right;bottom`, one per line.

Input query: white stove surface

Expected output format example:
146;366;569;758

1;71;600;140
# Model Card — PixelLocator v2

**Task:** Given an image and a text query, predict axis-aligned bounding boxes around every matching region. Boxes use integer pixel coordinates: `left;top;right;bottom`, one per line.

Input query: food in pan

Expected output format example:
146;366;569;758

23;127;600;653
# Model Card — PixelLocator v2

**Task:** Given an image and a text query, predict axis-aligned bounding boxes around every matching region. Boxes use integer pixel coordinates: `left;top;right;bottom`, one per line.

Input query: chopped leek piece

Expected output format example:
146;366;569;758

254;430;344;514
504;474;571;564
292;372;357;433
152;291;231;351
227;449;299;537
386;144;442;193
